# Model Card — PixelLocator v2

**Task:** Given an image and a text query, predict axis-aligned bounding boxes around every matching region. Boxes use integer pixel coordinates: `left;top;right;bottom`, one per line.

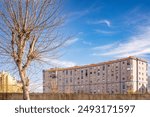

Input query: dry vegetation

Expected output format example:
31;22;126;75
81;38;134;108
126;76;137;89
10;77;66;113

1;93;150;100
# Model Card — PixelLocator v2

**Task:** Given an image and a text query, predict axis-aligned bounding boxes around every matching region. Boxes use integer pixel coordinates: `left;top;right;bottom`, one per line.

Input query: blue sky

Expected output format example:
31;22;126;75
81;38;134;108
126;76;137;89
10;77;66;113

1;0;150;92
49;0;150;73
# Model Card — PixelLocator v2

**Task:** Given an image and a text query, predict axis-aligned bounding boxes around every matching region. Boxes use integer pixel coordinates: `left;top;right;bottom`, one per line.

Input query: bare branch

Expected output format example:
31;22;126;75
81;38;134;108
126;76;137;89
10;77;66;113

0;0;68;100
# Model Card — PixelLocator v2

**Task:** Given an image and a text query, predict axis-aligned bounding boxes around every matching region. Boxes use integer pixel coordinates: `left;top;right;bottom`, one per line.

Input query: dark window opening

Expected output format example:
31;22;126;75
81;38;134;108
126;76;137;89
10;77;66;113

127;62;130;65
66;70;68;75
70;71;72;75
122;84;125;89
103;66;105;70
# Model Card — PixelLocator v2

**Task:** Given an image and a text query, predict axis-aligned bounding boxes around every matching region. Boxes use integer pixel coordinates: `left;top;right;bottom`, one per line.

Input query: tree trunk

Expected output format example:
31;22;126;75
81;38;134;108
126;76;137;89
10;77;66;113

19;70;30;100
22;84;30;100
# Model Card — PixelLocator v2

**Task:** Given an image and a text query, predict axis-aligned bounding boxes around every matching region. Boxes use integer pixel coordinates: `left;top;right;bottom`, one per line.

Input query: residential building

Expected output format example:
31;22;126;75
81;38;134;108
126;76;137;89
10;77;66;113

43;56;148;94
0;71;22;93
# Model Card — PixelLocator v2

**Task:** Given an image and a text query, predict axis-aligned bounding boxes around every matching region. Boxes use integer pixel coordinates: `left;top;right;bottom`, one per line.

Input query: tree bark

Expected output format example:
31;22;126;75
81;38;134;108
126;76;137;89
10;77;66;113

19;69;30;100
22;84;30;100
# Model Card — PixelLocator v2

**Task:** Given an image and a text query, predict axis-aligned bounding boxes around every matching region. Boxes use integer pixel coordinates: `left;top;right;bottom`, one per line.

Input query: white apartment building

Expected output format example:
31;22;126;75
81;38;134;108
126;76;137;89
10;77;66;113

43;56;148;94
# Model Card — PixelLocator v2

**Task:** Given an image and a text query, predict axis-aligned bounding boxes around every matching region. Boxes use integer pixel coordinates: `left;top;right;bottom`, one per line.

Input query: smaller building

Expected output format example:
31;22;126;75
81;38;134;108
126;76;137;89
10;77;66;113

0;71;22;93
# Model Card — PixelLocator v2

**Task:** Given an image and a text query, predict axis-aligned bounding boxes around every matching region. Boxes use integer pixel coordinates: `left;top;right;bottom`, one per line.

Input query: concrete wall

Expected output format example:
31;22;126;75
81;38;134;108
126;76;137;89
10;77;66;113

1;93;150;100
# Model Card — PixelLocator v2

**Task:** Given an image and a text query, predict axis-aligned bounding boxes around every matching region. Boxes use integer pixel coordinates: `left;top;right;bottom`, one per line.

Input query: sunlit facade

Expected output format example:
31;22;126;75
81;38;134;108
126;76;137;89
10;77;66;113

0;71;22;93
43;56;148;94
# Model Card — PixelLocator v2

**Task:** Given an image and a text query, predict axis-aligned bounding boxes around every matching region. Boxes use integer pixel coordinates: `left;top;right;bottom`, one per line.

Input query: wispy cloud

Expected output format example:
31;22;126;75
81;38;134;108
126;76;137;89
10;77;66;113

95;29;114;34
122;7;150;31
49;59;76;67
64;38;79;46
98;20;111;27
82;41;92;46
93;26;150;58
93;42;118;50
41;58;76;67
68;9;89;19
66;4;101;24
88;19;111;27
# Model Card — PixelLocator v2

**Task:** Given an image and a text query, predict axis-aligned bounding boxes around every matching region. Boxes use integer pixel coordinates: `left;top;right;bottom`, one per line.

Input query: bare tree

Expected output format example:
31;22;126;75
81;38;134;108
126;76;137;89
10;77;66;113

0;0;68;100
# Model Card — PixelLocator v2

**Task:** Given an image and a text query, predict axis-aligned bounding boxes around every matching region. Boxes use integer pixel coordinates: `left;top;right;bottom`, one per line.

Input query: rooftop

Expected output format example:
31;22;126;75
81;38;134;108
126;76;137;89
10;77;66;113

44;56;147;72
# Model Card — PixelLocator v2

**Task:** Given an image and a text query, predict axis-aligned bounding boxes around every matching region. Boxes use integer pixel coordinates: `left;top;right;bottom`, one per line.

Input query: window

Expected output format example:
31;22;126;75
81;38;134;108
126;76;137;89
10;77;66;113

122;77;125;80
146;64;148;70
51;74;56;79
139;77;141;80
108;65;110;67
116;76;118;80
103;66;105;70
70;71;72;75
90;72;92;74
122;84;125;89
139;72;141;75
139;83;141;85
66;70;68;75
127;61;130;65
122;61;125;64
85;70;88;76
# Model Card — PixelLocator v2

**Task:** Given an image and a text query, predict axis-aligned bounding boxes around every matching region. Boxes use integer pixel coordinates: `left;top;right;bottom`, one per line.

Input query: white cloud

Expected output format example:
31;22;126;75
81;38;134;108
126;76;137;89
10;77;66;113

64;38;79;46
49;59;76;67
41;58;76;67
88;19;111;27
93;43;117;50
92;27;150;75
97;19;111;27
93;26;150;57
95;29;114;34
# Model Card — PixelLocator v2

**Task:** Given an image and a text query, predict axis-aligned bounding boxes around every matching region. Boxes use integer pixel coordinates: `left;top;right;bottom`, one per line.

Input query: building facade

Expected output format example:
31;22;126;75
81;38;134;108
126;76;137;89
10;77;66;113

0;71;22;93
148;76;150;93
43;56;148;94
